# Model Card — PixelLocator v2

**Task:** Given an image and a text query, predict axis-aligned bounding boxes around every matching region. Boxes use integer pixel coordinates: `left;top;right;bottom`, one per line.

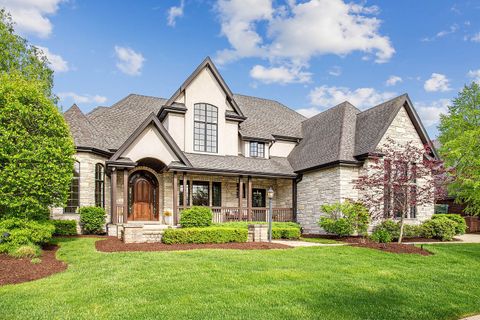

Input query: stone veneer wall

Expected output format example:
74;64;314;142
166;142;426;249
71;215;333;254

51;151;111;232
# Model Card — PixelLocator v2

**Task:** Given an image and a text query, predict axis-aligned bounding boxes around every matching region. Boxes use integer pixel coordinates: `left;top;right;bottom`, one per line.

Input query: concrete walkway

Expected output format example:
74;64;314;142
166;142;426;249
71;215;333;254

460;315;480;320
272;240;345;247
404;233;480;245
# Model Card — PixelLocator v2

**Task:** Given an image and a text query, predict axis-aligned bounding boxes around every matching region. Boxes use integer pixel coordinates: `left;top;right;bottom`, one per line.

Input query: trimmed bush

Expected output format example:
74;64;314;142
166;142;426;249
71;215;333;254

9;244;41;258
370;229;392;243
403;224;422;238
51;220;77;236
214;221;300;229
373;220;400;240
432;214;467;235
421;217;457;241
272;227;301;239
79;207;106;234
0;218;54;256
318;201;370;237
162;227;247;244
179;206;212;228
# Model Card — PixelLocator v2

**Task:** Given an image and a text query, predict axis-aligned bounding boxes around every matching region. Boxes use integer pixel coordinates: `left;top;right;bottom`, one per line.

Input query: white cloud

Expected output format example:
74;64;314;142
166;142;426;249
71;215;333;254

308;85;396;110
35;46;68;72
467;69;480;83
328;66;342;77
422;24;459;42
58;92;107;105
470;32;480;42
296;106;323;118
424;73;451;92
250;64;311;84
416;99;450;127
167;0;184;27
385;75;402;86
114;46;145;76
215;0;394;82
0;0;64;38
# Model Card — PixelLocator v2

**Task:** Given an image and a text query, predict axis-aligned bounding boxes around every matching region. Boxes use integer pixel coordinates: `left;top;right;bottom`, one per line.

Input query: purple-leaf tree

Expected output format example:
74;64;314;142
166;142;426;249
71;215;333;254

354;138;448;243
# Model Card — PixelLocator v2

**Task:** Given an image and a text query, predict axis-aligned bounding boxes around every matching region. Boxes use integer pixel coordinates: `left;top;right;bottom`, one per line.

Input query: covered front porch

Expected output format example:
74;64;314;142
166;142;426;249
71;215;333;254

108;159;295;228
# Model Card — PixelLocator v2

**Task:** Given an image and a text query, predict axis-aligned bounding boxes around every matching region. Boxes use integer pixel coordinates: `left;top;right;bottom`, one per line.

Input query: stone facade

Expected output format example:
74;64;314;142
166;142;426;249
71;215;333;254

50;151;111;233
247;224;268;242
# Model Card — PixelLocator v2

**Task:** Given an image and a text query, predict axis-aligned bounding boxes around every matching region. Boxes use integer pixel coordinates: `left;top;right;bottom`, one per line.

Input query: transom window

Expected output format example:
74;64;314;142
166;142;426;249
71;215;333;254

65;161;80;213
250;142;265;158
194;103;218;153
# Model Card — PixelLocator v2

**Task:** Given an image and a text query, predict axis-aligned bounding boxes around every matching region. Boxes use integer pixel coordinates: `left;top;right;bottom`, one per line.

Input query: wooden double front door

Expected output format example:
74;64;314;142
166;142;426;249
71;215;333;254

129;172;158;221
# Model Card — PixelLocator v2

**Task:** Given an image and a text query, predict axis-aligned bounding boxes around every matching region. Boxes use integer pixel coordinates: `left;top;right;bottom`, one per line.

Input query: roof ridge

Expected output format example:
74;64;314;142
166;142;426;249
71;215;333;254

302;101;353;124
357;93;407;115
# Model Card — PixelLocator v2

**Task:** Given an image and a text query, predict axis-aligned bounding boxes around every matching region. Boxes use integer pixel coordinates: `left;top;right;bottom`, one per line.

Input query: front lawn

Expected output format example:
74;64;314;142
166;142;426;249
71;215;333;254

0;238;479;320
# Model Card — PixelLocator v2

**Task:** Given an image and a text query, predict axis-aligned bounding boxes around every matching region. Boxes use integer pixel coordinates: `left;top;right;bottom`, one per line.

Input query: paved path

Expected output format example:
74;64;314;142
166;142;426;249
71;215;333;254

404;233;480;245
272;240;345;247
460;315;480;320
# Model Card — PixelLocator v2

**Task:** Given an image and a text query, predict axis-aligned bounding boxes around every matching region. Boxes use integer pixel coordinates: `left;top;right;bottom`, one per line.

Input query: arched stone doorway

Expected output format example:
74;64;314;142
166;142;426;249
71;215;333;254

128;170;159;221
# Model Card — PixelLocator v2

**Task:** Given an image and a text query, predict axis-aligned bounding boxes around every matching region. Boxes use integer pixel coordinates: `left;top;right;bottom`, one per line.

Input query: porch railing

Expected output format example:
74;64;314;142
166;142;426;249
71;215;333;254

178;207;294;223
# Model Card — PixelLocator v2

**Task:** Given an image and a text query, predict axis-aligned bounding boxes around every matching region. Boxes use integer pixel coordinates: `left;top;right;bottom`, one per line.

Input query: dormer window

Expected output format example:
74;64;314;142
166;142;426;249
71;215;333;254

250;141;265;158
194;103;218;153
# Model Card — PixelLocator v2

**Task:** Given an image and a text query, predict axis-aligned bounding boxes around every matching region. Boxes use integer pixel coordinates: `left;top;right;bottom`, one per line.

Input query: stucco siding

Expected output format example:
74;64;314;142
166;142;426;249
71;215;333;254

270;140;296;157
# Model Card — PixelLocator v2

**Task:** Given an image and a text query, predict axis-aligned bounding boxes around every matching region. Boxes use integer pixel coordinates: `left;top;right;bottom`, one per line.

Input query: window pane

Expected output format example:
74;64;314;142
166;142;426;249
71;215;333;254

179;180;190;206
192;181;209;206
66;161;80;213
212;182;221;207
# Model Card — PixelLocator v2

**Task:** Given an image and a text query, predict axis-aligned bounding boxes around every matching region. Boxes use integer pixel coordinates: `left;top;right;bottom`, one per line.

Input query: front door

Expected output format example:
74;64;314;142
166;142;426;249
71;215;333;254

132;177;155;221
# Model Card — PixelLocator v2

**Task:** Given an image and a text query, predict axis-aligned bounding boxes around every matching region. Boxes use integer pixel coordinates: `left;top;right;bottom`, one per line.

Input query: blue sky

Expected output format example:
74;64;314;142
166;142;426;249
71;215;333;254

2;0;480;138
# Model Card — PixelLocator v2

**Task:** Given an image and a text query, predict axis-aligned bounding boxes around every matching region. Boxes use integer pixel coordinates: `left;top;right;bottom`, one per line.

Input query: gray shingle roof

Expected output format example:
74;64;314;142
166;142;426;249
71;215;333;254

288;102;361;172
63;104;108;150
87;94;167;149
175;153;295;177
234;94;306;140
354;94;407;156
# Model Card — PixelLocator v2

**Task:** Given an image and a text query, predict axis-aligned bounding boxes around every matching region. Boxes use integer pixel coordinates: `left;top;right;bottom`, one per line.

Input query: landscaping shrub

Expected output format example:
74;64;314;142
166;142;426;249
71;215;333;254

421;217;457;241
318;201;370;237
370;229;392;243
214;221;300;229
272;227;301;240
9;244;41;258
0;217;54;256
403;224;423;238
432;214;467;235
162;227;247;244
79;207;106;234
373;220;400;240
179;206;212;228
51;220;77;236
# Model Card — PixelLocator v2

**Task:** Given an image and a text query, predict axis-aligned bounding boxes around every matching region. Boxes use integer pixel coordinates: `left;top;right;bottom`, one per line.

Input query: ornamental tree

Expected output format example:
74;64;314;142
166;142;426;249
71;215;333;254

438;82;480;216
354;138;447;243
0;10;75;220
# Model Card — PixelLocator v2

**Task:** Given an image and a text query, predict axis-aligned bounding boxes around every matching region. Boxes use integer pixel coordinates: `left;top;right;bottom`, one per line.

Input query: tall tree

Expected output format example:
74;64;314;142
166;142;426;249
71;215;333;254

438;82;480;216
0;9;54;96
0;10;75;220
354;138;446;243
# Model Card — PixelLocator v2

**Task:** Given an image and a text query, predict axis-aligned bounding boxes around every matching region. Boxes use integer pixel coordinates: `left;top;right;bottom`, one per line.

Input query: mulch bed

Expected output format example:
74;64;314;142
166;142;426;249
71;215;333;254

0;245;67;286
96;237;291;252
302;234;432;255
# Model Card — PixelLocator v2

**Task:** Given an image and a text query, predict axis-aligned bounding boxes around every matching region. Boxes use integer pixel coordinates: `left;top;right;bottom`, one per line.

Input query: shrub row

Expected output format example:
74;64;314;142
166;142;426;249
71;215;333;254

272;227;300;240
162;227;247;244
213;221;301;239
371;214;466;242
51;220;77;236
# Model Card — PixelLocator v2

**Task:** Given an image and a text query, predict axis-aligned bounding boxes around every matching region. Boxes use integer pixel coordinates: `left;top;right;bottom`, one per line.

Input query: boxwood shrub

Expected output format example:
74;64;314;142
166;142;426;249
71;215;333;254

432;214;467;235
51;220;77;236
213;222;301;239
162;227;247;244
421;217;457;241
0;217;54;257
179;206;212;228
370;229;392;243
272;227;301;239
79;206;106;234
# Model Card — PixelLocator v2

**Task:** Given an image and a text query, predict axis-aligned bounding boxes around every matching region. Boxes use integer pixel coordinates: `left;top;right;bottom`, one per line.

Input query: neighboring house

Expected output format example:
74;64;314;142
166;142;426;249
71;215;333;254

53;57;438;236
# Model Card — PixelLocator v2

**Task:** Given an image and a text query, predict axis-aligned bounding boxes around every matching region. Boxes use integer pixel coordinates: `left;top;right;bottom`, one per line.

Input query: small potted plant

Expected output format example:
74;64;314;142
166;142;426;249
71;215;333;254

163;211;173;225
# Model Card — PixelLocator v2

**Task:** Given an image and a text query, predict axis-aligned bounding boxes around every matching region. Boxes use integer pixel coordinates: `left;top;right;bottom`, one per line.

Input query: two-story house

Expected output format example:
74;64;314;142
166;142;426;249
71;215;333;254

54;57;438;236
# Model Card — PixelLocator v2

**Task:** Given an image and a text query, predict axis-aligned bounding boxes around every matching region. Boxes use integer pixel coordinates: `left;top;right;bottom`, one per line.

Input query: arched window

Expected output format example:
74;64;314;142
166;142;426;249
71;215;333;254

65;161;80;213
95;163;105;208
194;103;218;153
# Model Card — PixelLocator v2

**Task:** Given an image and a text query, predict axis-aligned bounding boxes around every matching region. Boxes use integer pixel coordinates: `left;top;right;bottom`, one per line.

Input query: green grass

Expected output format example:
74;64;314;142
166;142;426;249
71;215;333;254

1;238;480;320
299;237;341;244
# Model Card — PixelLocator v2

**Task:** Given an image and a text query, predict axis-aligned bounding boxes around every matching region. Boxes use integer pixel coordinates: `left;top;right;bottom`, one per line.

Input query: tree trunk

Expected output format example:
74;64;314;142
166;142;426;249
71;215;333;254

398;215;405;243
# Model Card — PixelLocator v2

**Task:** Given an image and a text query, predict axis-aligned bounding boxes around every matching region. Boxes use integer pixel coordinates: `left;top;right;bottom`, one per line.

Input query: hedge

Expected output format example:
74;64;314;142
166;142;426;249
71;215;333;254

432;214;467;235
162;227;247;244
421;217;457;241
213;222;301;239
51;220;77;236
272;227;300;239
179;206;212;228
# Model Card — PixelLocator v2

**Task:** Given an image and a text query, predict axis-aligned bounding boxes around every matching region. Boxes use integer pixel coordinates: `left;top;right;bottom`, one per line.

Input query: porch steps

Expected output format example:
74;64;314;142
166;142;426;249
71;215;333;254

108;223;175;243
